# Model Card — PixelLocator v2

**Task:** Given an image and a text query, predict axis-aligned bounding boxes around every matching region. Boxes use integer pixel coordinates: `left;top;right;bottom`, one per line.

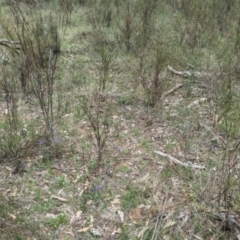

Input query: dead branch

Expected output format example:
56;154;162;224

162;83;183;98
154;150;205;169
0;39;21;53
167;65;210;78
0;39;20;47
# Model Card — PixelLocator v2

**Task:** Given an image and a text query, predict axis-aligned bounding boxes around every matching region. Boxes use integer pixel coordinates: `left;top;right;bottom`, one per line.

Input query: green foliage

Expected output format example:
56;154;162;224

34;200;57;213
55;174;68;187
80;189;104;211
118;226;130;240
87;0;114;28
45;214;68;229
121;187;142;211
142;227;154;240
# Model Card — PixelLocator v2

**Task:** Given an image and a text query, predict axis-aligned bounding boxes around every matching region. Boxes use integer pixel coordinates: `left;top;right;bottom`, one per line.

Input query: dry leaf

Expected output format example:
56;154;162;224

8;213;16;220
70;210;82;226
90;215;94;223
193;234;203;240
11;187;18;197
136;173;150;183
87;200;93;205
76;211;82;218
116;228;122;233
164;220;176;229
114;161;129;171
77;224;93;233
5;166;13;171
111;198;121;205
117;210;124;223
64;231;74;236
51;195;68;202
163;236;170;240
129;207;144;222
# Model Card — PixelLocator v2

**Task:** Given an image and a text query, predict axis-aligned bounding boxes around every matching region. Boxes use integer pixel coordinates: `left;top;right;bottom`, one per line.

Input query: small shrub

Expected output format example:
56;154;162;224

87;0;114;28
80;90;113;171
0;1;69;154
93;36;117;91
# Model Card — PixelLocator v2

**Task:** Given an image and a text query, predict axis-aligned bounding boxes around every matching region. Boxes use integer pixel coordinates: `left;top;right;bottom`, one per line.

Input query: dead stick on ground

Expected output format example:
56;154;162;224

154;150;205;169
167;65;210;78
0;39;21;52
162;83;183;98
0;39;20;45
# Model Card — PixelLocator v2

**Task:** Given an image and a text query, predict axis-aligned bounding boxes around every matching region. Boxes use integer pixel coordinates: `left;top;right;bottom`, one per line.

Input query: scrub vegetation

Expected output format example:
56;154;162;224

1;0;240;239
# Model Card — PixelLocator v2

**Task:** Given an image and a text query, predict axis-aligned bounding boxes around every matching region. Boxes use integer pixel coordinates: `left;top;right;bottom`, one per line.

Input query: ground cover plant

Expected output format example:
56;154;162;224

1;0;240;239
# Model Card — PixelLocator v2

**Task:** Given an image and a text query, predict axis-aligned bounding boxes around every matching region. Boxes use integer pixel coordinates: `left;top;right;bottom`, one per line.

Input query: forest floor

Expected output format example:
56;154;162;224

1;3;240;240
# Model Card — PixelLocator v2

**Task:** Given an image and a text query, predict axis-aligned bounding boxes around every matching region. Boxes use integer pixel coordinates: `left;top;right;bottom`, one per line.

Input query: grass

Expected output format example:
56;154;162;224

0;0;240;239
121;187;143;211
45;214;68;229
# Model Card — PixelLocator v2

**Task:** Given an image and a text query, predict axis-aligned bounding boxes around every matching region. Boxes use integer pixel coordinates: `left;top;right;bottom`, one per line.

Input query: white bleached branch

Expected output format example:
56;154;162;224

154;150;205;169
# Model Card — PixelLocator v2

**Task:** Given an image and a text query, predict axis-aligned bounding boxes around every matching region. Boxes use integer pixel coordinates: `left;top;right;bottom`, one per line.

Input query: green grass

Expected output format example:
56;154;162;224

45;214;68;229
121;187;143;211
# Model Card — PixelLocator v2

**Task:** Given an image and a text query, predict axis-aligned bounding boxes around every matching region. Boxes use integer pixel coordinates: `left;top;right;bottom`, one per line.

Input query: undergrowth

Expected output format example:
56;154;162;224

0;0;240;239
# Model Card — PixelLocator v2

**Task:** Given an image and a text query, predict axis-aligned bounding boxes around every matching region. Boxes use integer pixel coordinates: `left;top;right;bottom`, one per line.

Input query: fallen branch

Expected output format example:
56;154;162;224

154;150;205;169
0;39;20;45
0;39;21;53
162;83;183;98
229;139;240;153
167;65;210;78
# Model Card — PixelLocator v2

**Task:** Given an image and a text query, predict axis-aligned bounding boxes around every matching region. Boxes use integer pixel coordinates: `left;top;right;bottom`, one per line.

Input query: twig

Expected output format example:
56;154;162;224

167;65;210;78
216;212;240;229
228;139;240;153
0;39;21;46
162;83;183;98
0;39;21;50
0;39;21;53
154;150;205;169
